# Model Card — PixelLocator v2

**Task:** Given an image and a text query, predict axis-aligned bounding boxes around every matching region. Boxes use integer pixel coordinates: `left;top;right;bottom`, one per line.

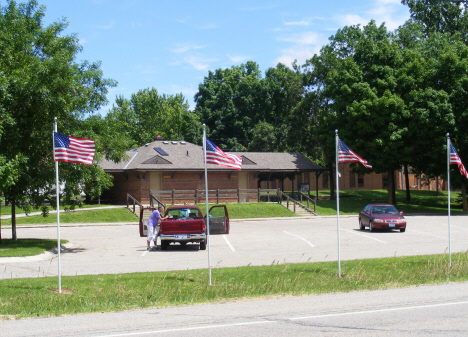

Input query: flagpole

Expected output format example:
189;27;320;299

203;124;212;285
447;133;452;267
53;117;62;293
335;130;341;277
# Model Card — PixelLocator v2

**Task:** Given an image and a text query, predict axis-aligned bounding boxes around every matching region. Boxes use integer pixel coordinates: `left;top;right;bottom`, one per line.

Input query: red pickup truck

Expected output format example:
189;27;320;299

139;205;229;250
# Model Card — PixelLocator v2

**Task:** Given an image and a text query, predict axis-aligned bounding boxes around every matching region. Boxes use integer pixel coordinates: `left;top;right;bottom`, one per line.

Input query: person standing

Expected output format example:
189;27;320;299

147;205;169;251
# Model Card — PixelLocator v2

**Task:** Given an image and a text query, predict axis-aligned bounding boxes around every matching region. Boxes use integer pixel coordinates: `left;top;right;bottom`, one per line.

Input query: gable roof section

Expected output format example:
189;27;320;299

141;155;172;165
99;140;325;172
241;155;256;165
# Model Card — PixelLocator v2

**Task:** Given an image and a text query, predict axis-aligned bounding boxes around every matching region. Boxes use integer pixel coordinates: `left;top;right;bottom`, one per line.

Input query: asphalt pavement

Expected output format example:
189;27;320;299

1;214;467;279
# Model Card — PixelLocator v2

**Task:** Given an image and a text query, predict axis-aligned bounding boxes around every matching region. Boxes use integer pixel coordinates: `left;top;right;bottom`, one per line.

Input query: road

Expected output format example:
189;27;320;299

1;281;467;336
1;215;467;279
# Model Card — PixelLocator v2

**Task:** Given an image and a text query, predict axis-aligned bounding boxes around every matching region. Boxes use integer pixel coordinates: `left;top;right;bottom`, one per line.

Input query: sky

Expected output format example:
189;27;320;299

32;0;411;114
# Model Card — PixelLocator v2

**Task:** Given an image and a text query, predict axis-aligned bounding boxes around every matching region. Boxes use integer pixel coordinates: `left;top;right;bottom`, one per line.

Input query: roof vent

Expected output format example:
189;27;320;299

171;141;177;145
162;141;169;144
145;143;151;147
180;141;186;145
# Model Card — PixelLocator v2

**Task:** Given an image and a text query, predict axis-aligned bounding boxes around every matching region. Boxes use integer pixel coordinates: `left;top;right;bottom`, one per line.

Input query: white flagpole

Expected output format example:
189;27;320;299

335;130;341;277
53;117;62;293
202;124;212;285
447;133;452;267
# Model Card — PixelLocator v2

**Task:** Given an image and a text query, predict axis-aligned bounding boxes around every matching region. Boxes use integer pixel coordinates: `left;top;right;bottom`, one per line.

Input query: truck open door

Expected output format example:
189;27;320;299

207;205;229;235
139;207;156;237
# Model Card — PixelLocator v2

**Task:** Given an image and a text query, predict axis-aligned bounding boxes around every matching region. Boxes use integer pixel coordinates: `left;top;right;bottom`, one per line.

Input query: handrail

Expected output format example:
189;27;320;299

299;192;317;214
126;193;142;215
149;192;166;209
278;190;299;214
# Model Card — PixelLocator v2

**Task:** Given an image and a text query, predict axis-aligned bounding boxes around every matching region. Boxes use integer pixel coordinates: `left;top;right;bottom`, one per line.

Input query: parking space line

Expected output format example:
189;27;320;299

223;235;235;252
341;229;387;244
141;250;148;257
448;224;468;231
407;229;451;240
283;231;315;247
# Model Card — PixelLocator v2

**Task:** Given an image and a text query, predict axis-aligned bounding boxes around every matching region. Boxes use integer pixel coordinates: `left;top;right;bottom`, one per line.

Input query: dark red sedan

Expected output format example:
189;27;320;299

359;204;406;232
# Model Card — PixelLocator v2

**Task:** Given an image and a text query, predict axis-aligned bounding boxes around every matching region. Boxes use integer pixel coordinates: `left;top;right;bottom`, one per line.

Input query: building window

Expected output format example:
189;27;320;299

349;172;356;188
358;175;364;188
382;172;388;189
323;171;329;189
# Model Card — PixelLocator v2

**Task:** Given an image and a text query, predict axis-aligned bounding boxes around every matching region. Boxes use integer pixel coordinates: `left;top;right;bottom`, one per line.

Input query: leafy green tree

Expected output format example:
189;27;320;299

402;0;468;41
194;61;266;150
107;88;200;147
305;21;457;204
0;0;120;239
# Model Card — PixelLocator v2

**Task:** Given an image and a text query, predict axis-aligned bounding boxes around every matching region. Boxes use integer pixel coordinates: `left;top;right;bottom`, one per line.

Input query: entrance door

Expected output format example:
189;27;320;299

238;172;249;202
150;172;162;197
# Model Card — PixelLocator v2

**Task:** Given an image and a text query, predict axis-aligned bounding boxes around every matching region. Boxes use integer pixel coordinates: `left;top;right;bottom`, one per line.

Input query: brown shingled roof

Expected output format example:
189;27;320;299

98;140;325;172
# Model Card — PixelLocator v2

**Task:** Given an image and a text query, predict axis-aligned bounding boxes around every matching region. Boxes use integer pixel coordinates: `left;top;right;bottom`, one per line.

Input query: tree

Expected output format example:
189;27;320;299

0;0;120;239
305;21;456;204
194;61;266;150
106;88;200;147
402;0;468;41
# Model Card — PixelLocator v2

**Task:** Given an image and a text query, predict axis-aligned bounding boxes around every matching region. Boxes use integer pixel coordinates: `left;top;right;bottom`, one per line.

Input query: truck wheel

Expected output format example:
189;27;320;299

161;241;169;250
199;240;206;250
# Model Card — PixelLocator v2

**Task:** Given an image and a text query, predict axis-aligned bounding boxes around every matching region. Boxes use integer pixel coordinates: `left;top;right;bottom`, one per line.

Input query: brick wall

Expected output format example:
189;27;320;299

104;170;258;204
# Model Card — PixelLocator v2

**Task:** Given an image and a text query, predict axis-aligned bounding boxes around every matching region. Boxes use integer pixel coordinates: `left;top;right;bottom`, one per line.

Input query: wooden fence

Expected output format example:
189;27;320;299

150;188;279;205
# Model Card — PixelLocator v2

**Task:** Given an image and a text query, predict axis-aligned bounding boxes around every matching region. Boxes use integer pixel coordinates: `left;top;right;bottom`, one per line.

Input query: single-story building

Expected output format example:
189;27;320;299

99;139;327;205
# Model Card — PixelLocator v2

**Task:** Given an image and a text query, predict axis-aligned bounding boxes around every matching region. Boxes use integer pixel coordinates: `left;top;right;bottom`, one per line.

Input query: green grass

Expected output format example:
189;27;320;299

210;202;298;219
309;189;465;216
1;208;139;226
0;252;467;319
0;239;68;257
0;203;115;216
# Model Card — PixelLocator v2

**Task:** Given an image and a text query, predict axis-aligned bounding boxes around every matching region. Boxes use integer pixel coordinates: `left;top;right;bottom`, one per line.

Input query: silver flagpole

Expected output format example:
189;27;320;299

53;117;62;293
202;124;212;285
335;130;341;277
447;133;452;267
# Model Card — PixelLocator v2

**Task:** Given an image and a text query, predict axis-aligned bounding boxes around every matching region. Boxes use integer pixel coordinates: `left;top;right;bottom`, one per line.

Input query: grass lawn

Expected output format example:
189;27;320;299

0;251;467;319
1;208;139;226
310;189;466;216
0;203;115;217
0;239;68;257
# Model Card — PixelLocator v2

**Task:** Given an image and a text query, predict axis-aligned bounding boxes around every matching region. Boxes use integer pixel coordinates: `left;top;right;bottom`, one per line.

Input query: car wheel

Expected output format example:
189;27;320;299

161;241;169;250
400;228;406;233
369;221;374;232
199;240;206;250
359;219;365;230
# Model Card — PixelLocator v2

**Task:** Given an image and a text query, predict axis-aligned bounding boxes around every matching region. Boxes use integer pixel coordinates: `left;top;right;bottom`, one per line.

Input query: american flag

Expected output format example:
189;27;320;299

205;138;242;170
338;138;372;169
54;132;95;165
449;141;468;178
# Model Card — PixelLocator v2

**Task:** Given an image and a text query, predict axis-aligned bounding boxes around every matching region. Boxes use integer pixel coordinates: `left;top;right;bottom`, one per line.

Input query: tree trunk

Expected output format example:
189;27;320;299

404;164;411;202
387;169;396;204
329;163;335;200
11;198;17;240
462;182;468;213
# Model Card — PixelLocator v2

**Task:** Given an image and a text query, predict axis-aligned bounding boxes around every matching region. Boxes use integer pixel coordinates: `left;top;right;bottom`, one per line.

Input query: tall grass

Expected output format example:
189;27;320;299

1;252;467;319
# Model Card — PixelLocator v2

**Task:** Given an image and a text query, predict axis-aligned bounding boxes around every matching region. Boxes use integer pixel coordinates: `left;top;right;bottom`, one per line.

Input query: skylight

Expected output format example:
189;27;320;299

154;147;168;156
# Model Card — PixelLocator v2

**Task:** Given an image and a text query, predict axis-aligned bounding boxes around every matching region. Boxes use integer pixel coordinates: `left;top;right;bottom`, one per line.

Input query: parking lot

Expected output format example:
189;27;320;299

1;215;467;279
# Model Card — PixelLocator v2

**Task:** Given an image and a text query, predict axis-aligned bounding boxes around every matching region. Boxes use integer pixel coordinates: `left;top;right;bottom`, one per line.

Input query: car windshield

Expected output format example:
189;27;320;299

167;207;202;219
371;206;399;215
